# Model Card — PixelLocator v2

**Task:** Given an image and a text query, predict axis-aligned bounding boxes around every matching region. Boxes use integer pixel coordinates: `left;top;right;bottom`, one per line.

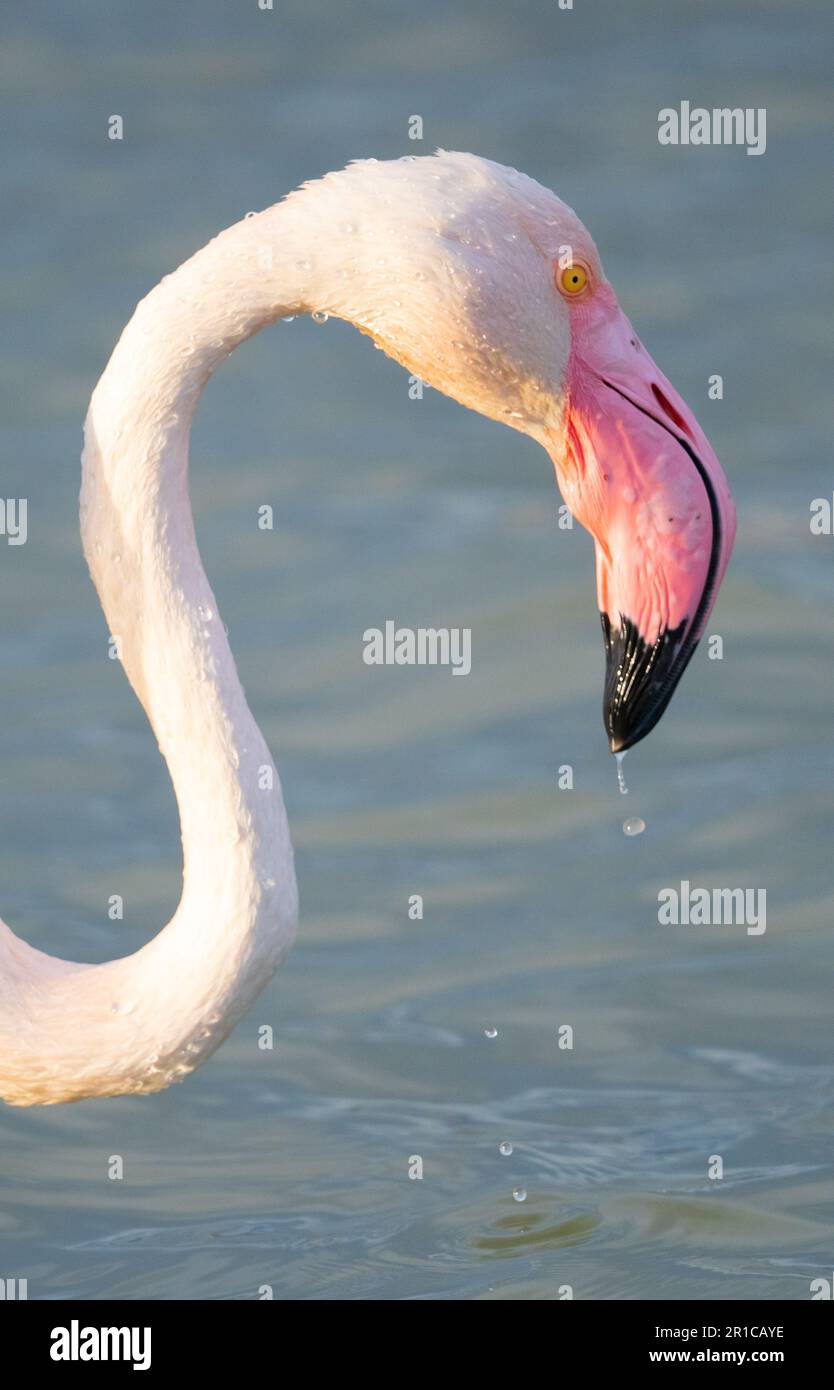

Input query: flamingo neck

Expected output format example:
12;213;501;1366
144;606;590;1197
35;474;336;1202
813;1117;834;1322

0;210;316;1103
82;209;314;984
5;177;466;1103
0;153;567;1104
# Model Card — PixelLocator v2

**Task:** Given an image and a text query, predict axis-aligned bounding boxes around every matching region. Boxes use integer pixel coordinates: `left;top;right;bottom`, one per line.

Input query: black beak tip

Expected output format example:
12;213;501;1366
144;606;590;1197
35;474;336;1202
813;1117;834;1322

606;710;658;756
601;611;696;754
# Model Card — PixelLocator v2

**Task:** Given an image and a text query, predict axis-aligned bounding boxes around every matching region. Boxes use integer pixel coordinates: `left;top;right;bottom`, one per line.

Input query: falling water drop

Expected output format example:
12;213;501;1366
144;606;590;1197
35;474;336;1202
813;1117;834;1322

483;1026;498;1040
512;1188;527;1203
615;750;628;795
311;310;329;324
623;817;646;837
499;1141;513;1157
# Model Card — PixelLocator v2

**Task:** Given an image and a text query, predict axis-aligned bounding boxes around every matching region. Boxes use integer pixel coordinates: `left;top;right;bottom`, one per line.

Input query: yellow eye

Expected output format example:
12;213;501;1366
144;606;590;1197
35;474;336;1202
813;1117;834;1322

559;263;588;296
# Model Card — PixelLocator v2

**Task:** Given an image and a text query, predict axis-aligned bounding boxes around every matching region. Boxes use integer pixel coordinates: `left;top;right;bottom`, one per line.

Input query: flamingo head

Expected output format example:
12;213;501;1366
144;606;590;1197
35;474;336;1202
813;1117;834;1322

551;276;737;753
304;153;736;750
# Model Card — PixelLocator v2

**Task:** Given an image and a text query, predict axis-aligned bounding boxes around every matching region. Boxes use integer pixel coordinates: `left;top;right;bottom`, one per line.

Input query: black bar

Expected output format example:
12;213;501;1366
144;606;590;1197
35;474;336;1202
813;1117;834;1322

3;1298;827;1374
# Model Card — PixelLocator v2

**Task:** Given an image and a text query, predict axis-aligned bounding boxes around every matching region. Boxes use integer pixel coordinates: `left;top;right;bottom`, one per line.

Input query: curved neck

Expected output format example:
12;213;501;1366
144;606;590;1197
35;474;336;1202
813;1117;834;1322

81;208;315;997
1;203;344;1103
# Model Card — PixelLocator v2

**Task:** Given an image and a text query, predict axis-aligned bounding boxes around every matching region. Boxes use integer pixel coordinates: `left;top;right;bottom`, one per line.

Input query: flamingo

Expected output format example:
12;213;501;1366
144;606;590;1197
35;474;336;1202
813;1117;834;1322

0;153;735;1106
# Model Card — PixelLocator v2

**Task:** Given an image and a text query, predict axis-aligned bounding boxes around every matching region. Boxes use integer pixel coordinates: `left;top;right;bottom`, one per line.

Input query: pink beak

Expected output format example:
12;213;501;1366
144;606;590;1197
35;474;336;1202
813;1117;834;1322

551;285;736;751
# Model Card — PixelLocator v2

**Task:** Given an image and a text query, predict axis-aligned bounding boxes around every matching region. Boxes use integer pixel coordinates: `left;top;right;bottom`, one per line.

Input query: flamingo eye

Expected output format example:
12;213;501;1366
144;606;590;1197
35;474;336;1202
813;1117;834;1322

558;263;588;297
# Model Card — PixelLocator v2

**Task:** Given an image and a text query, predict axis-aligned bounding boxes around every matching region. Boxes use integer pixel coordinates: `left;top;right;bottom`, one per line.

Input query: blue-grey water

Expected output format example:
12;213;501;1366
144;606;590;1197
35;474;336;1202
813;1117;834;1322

1;0;832;1300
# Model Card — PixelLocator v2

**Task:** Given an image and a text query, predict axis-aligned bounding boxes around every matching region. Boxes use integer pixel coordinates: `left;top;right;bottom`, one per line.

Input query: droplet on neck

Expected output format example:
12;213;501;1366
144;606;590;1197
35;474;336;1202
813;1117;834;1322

614;750;629;795
311;310;329;324
623;817;646;837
